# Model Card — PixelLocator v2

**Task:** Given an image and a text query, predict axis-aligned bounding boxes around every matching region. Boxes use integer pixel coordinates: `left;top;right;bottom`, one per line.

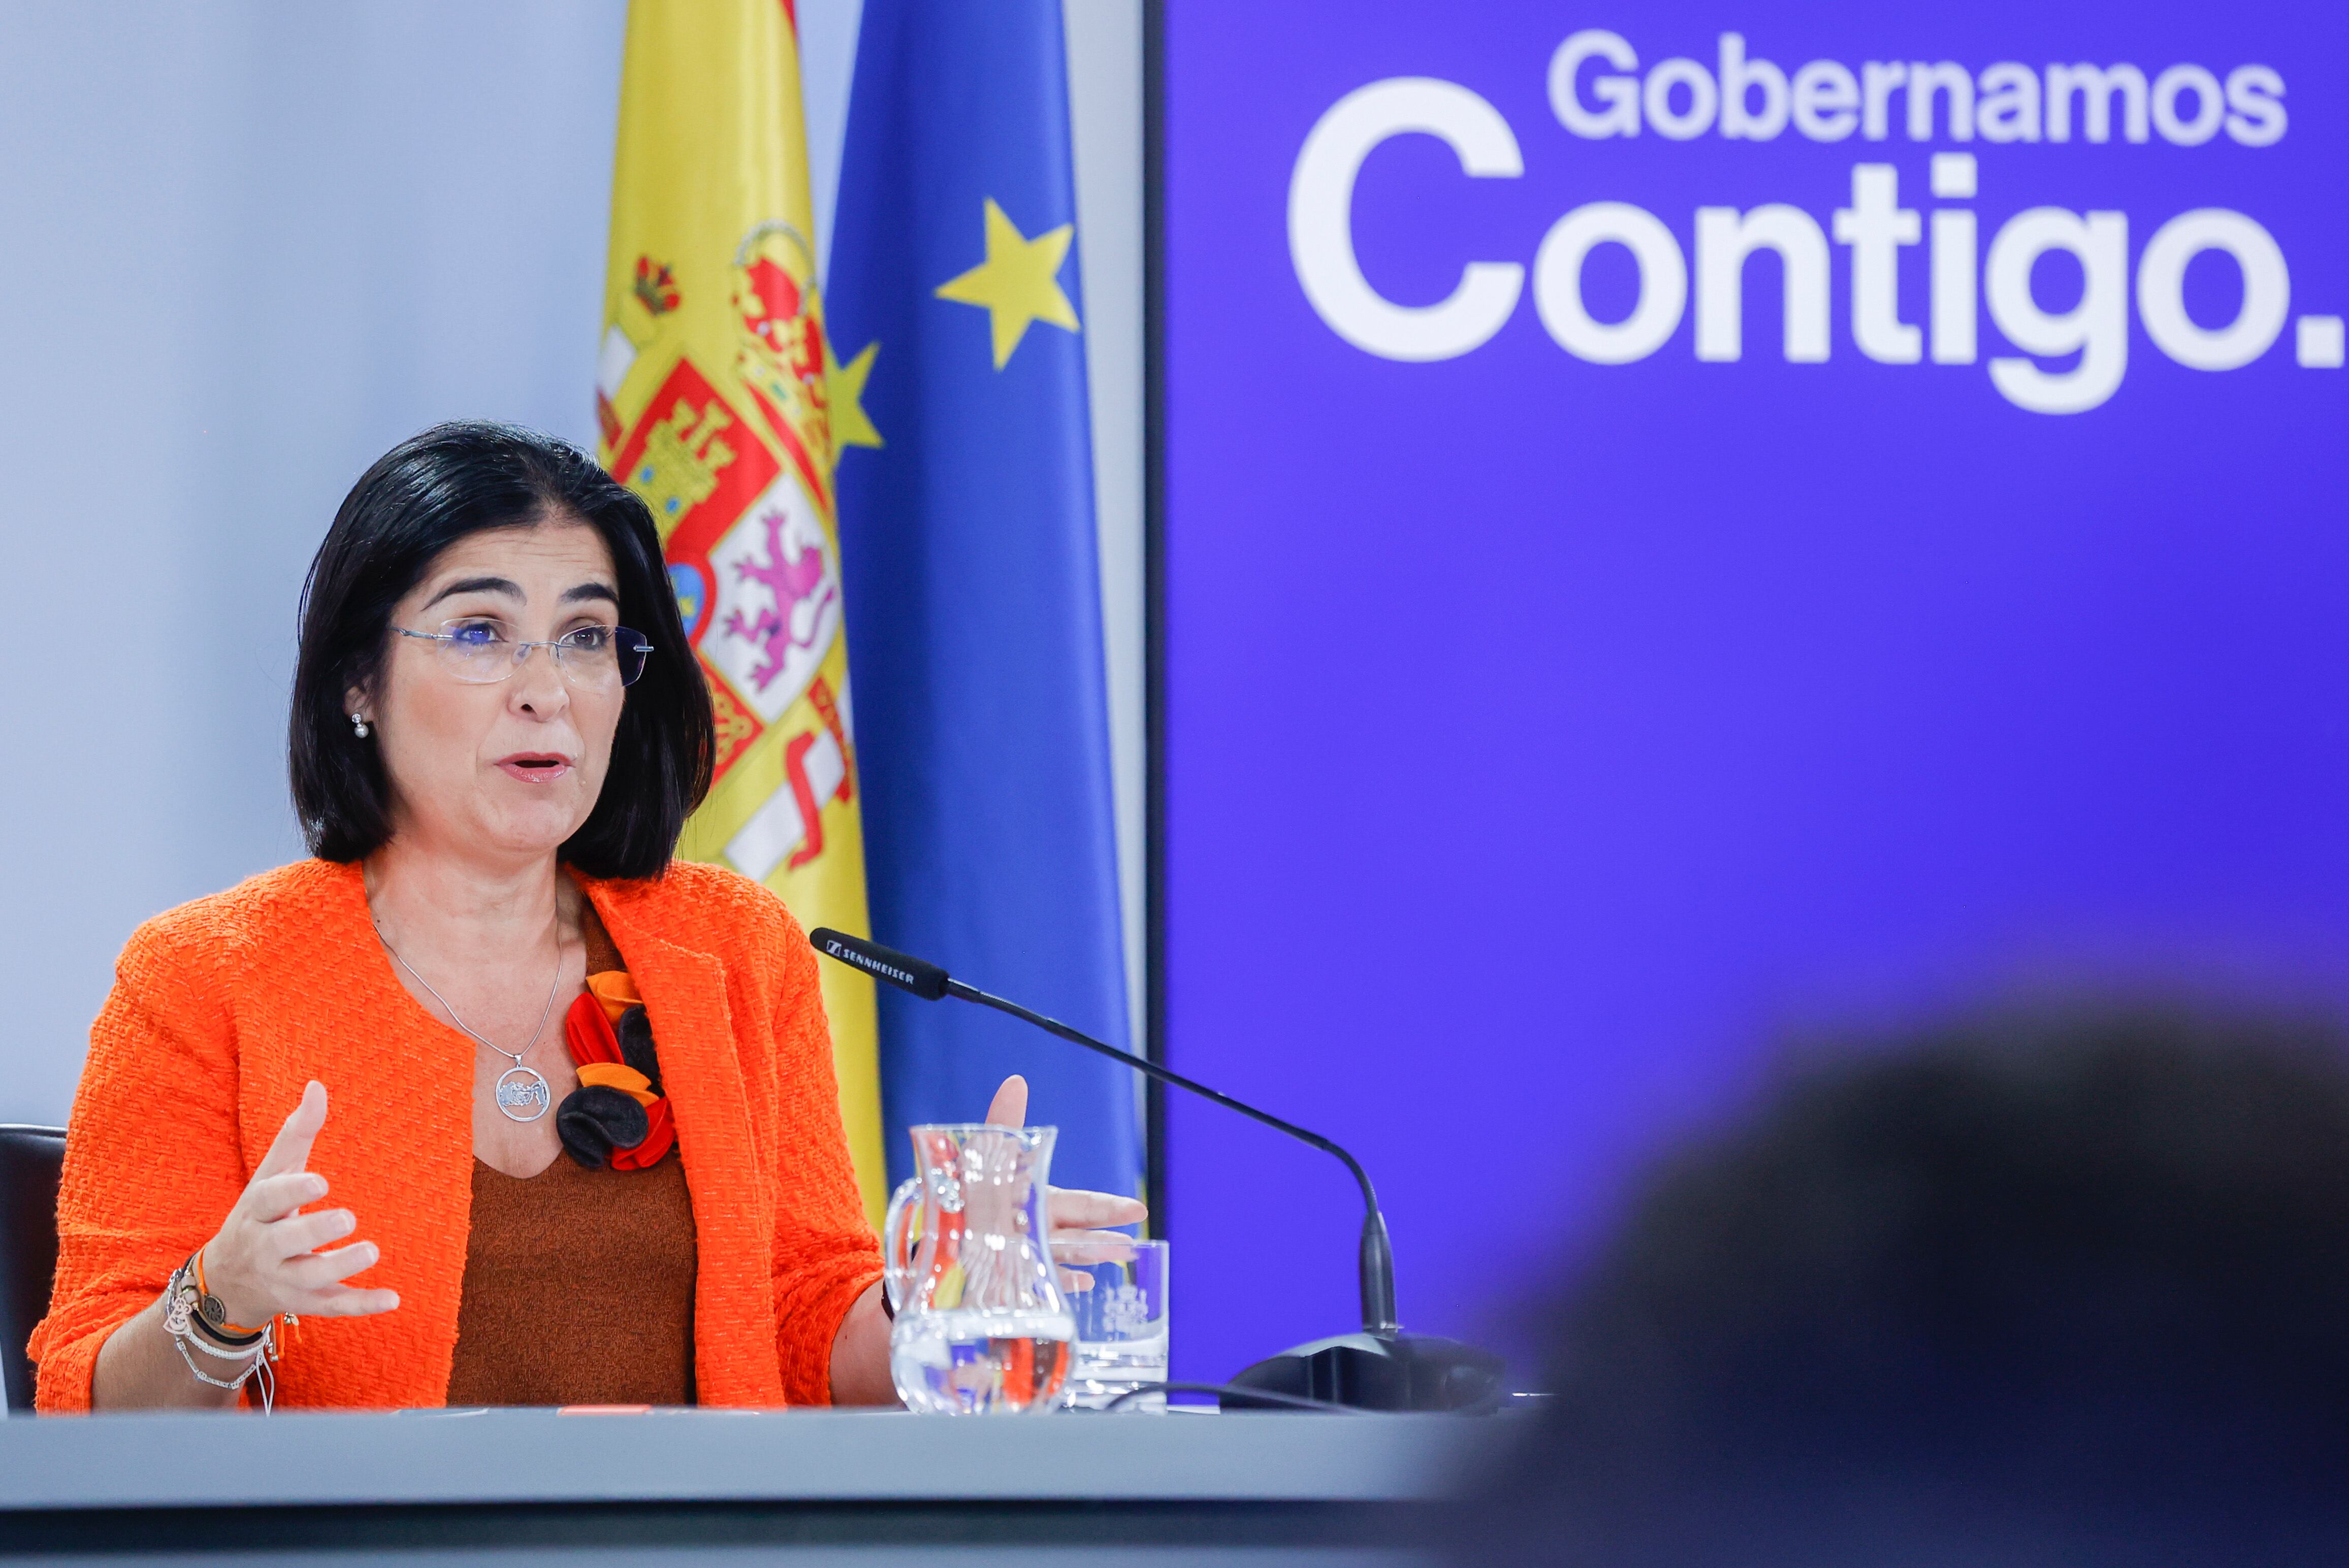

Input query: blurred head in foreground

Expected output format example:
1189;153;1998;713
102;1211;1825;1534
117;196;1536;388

1469;1004;2349;1566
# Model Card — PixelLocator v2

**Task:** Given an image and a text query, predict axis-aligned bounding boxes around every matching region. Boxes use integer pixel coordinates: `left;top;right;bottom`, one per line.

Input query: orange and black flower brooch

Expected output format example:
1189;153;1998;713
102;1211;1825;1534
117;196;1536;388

557;970;677;1170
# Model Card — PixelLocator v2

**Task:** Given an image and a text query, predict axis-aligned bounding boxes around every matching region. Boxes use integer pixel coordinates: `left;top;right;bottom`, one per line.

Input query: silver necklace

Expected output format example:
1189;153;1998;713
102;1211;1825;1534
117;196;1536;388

376;917;565;1123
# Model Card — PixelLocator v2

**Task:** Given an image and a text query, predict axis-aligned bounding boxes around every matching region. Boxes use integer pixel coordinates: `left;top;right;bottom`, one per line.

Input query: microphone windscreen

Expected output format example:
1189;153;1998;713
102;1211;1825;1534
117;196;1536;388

808;928;952;1000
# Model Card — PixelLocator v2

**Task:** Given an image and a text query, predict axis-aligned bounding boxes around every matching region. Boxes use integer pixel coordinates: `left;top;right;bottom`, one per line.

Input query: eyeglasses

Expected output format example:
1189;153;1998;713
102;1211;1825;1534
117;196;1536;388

394;619;654;690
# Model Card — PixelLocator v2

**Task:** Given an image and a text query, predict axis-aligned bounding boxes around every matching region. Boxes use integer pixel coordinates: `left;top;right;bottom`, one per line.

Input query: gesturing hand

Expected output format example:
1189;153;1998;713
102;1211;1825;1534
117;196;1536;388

984;1074;1148;1287
198;1081;400;1328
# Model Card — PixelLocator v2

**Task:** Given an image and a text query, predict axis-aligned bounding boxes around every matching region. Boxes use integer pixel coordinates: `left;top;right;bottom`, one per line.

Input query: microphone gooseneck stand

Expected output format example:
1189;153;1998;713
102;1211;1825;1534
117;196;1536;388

810;928;1505;1413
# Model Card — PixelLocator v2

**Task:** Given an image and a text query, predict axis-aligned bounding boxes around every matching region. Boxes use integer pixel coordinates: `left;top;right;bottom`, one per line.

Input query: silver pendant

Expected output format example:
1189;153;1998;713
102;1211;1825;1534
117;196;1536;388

495;1065;553;1122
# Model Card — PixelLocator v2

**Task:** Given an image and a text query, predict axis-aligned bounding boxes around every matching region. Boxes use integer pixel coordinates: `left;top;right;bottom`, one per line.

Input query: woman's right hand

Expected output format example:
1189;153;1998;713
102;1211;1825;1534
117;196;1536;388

198;1081;400;1327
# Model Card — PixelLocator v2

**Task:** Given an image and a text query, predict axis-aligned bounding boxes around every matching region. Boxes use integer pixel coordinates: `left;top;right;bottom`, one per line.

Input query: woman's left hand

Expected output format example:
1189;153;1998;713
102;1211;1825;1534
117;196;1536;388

985;1075;1147;1284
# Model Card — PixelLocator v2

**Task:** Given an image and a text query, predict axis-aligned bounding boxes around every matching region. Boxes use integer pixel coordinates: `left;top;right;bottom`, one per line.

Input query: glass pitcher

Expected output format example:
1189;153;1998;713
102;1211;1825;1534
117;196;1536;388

883;1123;1074;1413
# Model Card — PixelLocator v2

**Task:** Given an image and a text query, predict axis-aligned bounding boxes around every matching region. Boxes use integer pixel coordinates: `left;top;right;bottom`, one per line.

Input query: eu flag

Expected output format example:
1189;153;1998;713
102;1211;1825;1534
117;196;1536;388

828;0;1140;1195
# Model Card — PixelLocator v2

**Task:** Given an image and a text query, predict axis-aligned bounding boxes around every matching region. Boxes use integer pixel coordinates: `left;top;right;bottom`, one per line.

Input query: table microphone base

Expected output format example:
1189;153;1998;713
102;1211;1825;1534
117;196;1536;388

1222;1331;1507;1413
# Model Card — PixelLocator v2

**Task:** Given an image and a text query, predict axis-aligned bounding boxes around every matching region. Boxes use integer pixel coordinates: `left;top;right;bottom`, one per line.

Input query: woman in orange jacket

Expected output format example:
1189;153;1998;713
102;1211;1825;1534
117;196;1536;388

29;421;1140;1412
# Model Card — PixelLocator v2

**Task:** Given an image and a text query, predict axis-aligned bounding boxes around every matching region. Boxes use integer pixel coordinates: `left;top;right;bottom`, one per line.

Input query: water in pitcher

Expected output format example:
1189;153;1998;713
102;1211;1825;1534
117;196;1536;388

885;1125;1077;1414
891;1308;1074;1414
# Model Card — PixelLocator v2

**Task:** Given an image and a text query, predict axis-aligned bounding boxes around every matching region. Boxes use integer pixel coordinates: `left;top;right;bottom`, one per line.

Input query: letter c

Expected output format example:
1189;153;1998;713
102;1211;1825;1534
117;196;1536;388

1289;78;1525;362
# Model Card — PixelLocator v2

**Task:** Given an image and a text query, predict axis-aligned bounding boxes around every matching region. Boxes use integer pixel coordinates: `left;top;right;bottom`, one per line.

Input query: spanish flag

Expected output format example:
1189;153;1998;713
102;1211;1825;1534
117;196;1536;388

596;0;885;1224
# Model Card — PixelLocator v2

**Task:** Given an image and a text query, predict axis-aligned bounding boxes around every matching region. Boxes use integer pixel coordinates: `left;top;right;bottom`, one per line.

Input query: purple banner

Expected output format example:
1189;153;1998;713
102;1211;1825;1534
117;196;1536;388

1161;1;2349;1385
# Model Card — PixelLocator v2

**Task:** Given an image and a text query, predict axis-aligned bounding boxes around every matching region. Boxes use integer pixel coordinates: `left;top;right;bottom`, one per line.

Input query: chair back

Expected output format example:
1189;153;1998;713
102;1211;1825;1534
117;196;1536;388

0;1125;66;1413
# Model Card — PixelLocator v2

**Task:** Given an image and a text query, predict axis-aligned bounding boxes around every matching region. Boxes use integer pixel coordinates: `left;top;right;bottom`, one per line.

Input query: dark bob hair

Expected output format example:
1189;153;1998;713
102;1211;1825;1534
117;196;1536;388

289;420;713;879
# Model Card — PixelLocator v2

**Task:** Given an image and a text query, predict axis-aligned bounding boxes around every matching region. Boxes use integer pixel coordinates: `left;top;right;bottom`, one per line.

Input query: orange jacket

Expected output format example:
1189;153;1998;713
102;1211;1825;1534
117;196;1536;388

30;858;882;1412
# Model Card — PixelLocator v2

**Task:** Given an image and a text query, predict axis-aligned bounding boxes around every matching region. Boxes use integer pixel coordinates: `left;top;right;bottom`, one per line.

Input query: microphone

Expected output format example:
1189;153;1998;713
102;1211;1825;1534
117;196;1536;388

810;927;1503;1412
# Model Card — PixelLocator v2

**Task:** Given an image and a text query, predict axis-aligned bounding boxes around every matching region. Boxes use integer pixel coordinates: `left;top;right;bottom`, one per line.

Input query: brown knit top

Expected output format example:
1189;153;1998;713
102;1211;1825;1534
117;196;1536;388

443;906;697;1407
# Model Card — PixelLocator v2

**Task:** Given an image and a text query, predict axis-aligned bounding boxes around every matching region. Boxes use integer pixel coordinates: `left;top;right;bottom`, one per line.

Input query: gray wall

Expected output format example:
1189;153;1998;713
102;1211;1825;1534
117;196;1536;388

0;1;1146;1126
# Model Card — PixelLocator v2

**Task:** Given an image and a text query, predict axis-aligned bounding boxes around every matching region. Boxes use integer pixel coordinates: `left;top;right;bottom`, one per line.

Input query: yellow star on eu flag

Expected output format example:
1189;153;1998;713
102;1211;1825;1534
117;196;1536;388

831;340;882;449
934;198;1080;370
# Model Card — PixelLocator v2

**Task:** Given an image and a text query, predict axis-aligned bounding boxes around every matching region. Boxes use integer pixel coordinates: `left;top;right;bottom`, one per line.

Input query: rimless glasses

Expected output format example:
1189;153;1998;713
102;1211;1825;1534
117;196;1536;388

393;618;654;691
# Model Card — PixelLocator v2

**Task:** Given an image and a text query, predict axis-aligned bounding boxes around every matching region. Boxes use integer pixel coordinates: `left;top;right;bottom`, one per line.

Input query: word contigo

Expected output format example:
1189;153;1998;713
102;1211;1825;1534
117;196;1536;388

1548;31;2283;148
1288;69;2338;414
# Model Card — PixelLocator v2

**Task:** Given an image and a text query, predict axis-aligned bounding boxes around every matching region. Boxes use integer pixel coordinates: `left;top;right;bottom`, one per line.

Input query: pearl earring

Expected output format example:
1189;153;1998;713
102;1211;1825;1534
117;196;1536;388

350;713;370;739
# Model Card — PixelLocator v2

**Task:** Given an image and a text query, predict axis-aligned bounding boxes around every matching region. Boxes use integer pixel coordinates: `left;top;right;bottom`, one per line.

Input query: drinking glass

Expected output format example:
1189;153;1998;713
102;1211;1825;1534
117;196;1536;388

1052;1237;1169;1411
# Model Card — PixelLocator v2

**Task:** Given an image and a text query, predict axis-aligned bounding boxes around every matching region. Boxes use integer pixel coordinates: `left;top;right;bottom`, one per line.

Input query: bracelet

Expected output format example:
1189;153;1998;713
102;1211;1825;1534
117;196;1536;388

190;1249;269;1341
187;1316;264;1351
182;1325;268;1361
172;1330;262;1384
165;1250;259;1345
166;1249;260;1352
171;1330;278;1412
161;1258;280;1413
